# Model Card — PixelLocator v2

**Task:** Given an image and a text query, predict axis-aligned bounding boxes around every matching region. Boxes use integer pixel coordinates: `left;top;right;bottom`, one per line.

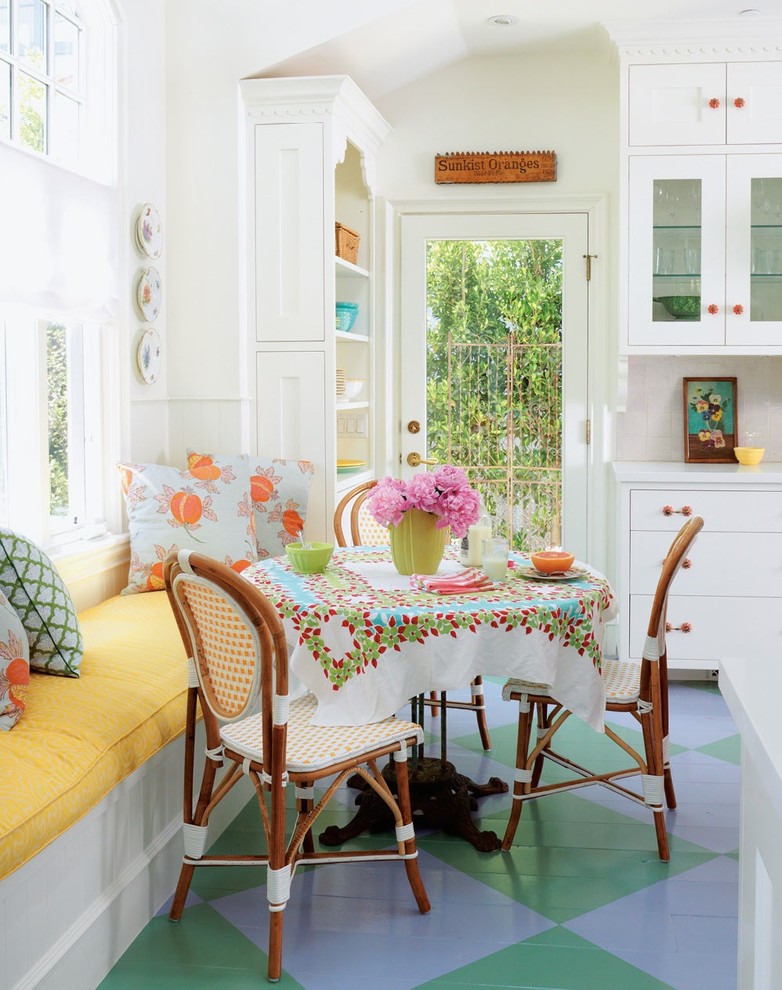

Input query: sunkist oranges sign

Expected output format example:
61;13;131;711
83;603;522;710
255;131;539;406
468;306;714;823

434;150;556;184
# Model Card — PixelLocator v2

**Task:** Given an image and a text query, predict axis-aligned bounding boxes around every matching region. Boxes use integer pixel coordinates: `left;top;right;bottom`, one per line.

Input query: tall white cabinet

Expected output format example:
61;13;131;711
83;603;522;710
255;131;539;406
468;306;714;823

609;29;782;354
240;77;390;540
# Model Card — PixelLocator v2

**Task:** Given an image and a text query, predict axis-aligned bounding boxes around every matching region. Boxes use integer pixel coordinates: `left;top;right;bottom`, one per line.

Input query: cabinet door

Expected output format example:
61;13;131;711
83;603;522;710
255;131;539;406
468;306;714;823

255;350;328;539
253;123;326;344
728;63;782;145
628;155;725;347
628;63;726;147
725;154;782;347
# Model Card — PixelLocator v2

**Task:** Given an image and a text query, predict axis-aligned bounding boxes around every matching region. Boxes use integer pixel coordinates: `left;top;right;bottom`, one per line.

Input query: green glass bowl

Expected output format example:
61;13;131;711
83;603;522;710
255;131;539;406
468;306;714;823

285;542;334;574
654;295;700;319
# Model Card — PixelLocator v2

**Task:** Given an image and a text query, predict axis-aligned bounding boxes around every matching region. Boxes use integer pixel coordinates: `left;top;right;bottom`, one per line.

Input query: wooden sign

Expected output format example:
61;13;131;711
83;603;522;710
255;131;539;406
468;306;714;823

434;150;556;185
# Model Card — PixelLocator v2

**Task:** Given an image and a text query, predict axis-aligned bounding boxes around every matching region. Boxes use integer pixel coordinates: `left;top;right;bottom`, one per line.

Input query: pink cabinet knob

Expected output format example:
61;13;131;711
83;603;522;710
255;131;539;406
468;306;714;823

733;304;744;315
708;304;719;315
666;621;692;633
709;98;721;109
734;97;745;108
662;505;693;516
682;557;693;569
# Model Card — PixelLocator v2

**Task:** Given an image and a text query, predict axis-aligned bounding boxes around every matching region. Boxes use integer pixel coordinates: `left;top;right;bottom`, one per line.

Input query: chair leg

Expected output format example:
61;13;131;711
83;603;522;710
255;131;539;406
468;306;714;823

471;675;492;751
267;909;285;982
502;697;534;851
169;863;195;920
639;693;670;862
393;752;431;914
664;762;677;811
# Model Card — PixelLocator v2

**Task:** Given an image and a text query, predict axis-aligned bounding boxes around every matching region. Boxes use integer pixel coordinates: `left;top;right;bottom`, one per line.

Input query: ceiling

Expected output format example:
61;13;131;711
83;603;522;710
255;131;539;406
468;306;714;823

263;0;778;99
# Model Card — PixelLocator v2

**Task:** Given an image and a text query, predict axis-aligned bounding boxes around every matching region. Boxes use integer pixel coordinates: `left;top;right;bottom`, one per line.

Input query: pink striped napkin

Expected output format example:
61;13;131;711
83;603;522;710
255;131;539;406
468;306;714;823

410;569;494;595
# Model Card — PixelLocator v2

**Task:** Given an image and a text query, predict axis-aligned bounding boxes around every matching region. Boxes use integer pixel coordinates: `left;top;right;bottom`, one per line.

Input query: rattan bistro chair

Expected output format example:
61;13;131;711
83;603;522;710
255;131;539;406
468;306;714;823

501;516;704;861
333;479;492;750
164;550;429;983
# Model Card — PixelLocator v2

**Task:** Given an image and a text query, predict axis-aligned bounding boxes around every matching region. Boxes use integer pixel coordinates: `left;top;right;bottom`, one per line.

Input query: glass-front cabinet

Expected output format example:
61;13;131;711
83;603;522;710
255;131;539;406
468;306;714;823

627;153;782;351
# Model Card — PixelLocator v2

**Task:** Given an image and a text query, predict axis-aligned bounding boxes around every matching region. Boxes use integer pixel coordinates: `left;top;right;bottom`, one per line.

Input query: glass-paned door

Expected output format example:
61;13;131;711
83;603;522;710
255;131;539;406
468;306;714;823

400;213;590;556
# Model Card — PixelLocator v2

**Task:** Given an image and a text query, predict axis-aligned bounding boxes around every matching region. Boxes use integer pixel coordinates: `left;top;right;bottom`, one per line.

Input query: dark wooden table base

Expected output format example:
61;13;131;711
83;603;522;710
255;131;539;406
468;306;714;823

318;757;509;853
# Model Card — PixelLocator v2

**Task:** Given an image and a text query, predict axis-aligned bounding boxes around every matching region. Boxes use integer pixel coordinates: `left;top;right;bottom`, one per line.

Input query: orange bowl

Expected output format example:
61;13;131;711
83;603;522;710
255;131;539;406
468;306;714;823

530;549;575;574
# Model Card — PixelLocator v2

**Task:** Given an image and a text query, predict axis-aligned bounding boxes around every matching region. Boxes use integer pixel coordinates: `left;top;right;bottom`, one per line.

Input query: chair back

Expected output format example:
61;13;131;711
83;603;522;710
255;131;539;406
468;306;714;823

333;480;389;547
645;516;704;663
164;550;288;757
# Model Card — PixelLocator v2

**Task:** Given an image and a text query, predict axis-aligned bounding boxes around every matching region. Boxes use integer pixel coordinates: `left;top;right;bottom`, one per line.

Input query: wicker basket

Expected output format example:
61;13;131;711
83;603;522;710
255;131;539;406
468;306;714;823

335;222;360;265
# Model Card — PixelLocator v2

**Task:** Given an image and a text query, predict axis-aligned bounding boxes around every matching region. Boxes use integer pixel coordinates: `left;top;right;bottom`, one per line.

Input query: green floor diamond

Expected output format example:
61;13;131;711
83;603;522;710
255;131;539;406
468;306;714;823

414;925;675;989
698;733;741;766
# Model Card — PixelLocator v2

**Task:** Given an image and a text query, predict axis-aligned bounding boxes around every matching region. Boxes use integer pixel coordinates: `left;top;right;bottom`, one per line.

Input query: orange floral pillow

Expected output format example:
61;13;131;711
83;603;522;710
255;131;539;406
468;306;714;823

187;452;314;560
118;455;258;593
1;589;29;731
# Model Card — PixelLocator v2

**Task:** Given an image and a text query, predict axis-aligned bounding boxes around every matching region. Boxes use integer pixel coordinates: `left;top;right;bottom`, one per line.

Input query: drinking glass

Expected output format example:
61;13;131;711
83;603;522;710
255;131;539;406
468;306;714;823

482;538;509;582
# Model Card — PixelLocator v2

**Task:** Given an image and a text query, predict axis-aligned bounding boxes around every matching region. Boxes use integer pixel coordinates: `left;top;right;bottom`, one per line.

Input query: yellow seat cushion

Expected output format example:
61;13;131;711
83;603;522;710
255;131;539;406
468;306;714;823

0;592;187;880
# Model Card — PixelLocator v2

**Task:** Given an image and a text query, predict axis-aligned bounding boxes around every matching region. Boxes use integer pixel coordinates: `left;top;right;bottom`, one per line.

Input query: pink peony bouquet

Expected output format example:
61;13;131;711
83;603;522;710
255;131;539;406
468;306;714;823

366;466;481;539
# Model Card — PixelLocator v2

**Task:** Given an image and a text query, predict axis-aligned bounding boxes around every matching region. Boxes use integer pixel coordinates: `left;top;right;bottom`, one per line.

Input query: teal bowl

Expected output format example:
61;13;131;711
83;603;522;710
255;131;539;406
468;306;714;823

286;542;334;574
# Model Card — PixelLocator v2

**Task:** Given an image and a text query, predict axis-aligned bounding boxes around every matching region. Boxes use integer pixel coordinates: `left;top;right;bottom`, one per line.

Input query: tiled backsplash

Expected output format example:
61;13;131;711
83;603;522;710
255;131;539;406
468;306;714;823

615;356;782;462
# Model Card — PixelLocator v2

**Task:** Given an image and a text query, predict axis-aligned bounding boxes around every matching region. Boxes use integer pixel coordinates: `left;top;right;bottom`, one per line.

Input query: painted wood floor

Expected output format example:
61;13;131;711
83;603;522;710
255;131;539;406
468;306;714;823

100;680;739;990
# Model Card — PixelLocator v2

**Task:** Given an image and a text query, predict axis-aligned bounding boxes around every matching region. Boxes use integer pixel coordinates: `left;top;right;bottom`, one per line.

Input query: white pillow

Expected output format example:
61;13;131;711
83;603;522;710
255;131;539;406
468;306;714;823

0;588;30;731
187;452;314;559
118;454;258;593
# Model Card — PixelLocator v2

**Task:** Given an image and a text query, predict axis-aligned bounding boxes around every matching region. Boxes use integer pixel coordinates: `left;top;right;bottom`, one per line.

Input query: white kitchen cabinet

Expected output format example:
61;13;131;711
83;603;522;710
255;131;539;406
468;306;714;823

613;462;782;671
627;152;782;350
629;61;782;147
241;77;390;540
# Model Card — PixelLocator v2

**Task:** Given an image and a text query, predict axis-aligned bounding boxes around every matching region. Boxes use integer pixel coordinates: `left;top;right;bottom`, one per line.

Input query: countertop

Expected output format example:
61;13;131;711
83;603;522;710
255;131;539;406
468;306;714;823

720;657;782;821
612;461;782;484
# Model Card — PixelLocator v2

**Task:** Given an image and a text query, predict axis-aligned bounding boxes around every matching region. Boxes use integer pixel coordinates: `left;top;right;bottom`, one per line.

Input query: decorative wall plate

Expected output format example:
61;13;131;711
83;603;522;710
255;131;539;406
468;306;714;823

136;327;162;384
136;266;162;322
136;203;163;259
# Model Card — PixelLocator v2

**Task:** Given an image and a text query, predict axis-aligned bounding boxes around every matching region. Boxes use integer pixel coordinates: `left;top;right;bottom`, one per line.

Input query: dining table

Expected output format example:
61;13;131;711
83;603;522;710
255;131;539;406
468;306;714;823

243;544;617;851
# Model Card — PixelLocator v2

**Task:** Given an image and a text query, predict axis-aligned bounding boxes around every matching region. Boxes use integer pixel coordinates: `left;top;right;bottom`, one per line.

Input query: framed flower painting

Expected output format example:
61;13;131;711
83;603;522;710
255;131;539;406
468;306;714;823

683;377;738;463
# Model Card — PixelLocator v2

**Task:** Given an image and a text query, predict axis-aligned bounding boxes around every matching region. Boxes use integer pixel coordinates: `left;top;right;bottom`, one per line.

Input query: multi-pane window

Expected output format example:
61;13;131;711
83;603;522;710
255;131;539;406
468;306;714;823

0;0;82;166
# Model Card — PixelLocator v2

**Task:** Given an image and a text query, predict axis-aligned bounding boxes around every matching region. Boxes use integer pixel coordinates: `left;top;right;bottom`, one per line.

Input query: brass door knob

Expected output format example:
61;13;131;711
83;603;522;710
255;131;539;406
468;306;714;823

407;452;437;467
407;420;421;434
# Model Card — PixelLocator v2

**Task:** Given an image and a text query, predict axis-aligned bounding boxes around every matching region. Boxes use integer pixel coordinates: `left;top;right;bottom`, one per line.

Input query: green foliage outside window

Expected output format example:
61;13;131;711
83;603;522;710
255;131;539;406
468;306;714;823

425;239;563;550
47;323;68;516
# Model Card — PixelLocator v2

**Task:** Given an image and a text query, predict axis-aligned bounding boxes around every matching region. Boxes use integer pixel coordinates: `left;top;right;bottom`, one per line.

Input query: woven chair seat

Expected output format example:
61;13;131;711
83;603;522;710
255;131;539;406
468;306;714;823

601;658;641;702
501;679;551;700
221;693;424;773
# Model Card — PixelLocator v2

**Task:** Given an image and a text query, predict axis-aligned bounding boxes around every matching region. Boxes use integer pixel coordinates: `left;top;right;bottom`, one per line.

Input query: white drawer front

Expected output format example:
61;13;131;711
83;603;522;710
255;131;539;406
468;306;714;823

630;531;782;598
630;489;782;534
629;594;782;662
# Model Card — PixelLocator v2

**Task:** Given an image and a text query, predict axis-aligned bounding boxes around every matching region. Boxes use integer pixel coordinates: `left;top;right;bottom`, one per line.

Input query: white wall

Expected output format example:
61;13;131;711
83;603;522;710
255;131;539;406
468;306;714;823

122;0;169;465
375;51;618;202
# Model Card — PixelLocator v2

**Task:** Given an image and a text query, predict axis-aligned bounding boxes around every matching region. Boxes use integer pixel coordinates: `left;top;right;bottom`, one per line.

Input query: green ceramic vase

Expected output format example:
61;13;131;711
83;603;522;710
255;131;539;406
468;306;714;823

388;508;449;575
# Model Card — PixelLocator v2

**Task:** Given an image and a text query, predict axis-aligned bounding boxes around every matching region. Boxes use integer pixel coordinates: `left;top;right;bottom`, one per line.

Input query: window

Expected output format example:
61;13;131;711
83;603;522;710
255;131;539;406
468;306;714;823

0;0;117;549
1;309;113;546
0;0;82;167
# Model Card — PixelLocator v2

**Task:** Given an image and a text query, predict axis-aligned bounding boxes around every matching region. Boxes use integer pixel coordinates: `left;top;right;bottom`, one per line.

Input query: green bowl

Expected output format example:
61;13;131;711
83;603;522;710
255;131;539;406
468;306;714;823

285;542;334;574
654;295;700;319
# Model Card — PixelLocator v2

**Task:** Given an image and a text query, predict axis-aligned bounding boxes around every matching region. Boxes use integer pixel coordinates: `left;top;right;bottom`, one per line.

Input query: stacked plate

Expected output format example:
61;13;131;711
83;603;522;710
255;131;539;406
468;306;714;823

336;368;346;397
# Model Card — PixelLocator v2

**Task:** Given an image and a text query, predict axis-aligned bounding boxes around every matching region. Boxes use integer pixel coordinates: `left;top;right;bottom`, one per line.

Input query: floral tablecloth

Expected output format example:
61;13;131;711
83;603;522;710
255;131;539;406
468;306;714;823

243;546;617;730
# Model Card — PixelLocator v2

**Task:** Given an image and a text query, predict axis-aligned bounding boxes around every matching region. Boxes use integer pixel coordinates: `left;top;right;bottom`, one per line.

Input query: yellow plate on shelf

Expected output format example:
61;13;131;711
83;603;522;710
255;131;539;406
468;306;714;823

337;459;367;474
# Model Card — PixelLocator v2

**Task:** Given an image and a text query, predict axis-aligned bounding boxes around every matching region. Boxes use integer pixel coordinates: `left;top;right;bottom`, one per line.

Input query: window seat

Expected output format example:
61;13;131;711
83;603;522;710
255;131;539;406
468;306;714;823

0;589;247;990
0;592;187;881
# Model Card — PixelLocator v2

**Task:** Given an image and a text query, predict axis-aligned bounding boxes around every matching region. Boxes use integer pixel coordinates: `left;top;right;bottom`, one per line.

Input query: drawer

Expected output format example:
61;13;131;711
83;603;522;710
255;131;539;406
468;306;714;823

629;594;782;662
630;531;782;598
630;489;782;534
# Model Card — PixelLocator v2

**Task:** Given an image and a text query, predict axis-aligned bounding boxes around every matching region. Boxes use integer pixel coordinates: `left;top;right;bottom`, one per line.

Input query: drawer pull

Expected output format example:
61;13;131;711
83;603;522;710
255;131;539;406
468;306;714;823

708;97;721;109
662;504;693;516
734;97;745;108
666;621;692;634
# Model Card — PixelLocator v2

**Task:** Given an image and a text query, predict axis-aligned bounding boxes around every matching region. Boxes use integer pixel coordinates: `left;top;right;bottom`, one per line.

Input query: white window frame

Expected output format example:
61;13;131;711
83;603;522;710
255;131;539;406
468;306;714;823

0;0;116;183
2;305;117;549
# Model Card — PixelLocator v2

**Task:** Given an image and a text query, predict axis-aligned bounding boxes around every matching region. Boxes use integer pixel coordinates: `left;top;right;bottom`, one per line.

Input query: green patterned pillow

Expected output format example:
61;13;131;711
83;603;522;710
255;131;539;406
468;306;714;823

0;528;83;677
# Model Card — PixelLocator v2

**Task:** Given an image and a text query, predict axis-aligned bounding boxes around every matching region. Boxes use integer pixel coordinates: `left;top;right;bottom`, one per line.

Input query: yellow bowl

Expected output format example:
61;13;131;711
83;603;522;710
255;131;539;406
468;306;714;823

286;542;334;574
530;550;575;574
734;447;765;466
